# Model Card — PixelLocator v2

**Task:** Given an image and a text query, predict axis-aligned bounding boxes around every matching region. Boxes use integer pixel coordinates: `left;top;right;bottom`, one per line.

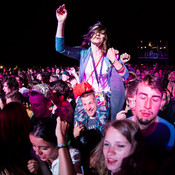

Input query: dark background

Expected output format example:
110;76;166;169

0;0;174;68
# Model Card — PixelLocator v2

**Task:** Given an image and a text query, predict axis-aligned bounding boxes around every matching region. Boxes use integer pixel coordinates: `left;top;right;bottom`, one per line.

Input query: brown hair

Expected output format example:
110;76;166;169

80;90;95;99
81;21;110;54
125;80;139;99
139;74;164;96
90;119;144;175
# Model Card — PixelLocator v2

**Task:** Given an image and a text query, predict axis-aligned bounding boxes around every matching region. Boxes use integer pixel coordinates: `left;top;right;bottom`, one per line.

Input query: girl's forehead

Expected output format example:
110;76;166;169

105;127;128;142
29;134;54;146
93;27;105;32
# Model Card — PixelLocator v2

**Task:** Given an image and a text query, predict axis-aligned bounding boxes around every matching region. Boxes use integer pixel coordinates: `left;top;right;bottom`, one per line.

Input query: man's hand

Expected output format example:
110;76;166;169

73;121;85;138
116;110;128;120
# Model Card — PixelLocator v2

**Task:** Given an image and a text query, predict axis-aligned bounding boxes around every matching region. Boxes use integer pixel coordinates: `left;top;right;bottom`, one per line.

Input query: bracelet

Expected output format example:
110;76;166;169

111;59;116;64
57;143;68;150
117;64;125;73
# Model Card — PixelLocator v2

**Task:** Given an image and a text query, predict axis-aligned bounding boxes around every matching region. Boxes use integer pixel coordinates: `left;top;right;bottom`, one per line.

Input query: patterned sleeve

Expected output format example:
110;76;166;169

69;146;82;174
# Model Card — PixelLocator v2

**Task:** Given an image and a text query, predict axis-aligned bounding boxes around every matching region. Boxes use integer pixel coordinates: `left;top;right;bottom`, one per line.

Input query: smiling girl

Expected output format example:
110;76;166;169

90;119;145;175
28;118;82;175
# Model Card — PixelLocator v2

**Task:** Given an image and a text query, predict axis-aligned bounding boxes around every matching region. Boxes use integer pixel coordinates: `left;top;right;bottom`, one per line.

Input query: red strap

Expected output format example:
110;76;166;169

87;54;103;81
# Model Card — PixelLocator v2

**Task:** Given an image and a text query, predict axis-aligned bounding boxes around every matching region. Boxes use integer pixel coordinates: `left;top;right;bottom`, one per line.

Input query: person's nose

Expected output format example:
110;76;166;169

86;104;91;111
144;98;151;109
35;147;42;155
107;146;116;156
96;32;100;36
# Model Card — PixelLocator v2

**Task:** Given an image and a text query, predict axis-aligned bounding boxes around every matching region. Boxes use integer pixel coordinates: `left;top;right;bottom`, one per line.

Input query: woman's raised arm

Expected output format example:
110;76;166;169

56;4;67;38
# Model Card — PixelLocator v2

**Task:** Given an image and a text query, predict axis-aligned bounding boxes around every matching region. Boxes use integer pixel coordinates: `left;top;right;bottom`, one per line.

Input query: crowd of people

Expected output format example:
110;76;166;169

1;3;175;175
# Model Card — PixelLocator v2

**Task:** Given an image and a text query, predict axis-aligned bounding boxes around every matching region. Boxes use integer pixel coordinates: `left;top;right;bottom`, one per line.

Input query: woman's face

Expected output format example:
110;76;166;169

90;30;105;46
103;126;132;173
168;71;175;82
29;134;58;163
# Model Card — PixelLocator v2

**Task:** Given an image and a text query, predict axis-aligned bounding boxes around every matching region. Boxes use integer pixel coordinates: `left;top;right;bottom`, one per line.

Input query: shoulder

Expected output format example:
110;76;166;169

128;116;134;120
157;116;175;139
80;47;91;58
158;116;175;129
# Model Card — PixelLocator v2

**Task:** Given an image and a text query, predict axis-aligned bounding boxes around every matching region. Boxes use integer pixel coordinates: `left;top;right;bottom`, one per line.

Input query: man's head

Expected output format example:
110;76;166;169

80;90;97;117
168;71;175;82
3;76;19;95
125;80;139;115
29;84;51;118
6;91;24;104
135;74;163;125
50;80;70;104
61;71;70;82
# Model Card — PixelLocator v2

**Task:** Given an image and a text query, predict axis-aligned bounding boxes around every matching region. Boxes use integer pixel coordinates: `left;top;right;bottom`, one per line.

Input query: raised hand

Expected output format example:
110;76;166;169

107;48;119;62
120;52;131;64
116;110;127;120
56;4;67;23
55;117;70;144
73;121;85;138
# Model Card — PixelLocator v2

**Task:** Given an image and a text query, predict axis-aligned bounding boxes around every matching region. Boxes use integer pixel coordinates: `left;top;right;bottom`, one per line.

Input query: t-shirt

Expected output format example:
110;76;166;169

84;55;110;93
36;147;82;175
86;116;96;130
128;116;175;151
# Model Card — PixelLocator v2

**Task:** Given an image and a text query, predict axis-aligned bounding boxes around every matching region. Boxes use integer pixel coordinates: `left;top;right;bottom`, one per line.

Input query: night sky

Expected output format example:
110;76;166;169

0;0;174;68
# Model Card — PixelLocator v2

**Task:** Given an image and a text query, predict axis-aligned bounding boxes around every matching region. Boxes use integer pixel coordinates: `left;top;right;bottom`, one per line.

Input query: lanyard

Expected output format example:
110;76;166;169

89;51;104;86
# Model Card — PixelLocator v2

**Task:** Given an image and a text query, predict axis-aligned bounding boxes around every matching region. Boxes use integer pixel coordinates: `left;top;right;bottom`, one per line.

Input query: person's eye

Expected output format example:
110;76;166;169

100;31;105;35
117;144;125;148
139;94;146;100
152;98;160;102
41;147;49;150
104;142;110;147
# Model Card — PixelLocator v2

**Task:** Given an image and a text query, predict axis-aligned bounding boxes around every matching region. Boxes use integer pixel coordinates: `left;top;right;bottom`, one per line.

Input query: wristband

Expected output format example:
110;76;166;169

111;59;116;64
117;64;125;73
57;143;68;150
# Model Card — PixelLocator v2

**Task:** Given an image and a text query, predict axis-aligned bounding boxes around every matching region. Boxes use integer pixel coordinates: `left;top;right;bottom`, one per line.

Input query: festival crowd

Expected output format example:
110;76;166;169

0;3;175;175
